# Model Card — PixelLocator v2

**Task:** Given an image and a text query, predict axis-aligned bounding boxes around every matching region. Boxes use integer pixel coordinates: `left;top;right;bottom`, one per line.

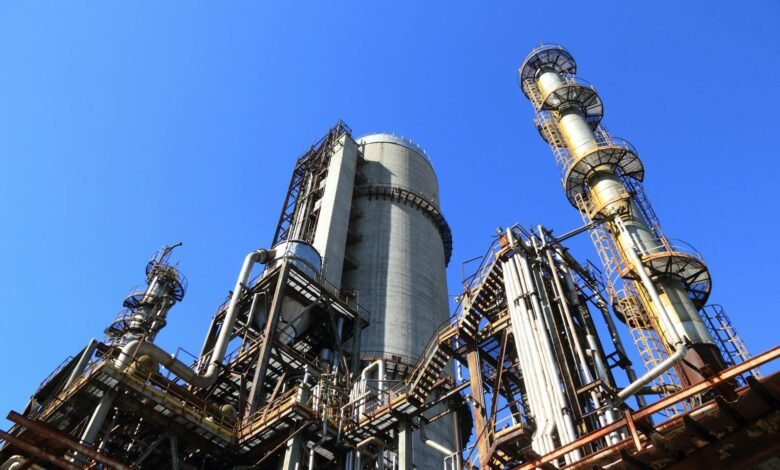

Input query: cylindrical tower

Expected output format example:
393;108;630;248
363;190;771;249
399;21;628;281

518;45;725;387
343;133;454;466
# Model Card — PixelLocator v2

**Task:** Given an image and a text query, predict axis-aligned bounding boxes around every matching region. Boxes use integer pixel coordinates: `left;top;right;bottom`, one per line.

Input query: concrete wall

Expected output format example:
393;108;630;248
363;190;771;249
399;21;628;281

311;134;359;289
343;134;453;469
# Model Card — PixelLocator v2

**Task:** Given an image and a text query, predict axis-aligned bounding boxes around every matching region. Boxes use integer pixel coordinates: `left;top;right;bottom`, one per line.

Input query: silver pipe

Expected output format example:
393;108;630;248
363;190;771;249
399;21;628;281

616;343;687;403
505;253;557;454
63;338;98;390
614;218;683;347
80;389;116;445
515;253;580;457
419;426;454;456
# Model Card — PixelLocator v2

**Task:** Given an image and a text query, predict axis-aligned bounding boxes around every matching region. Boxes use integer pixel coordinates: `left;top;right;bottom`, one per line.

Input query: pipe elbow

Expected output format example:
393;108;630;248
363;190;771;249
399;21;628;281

253;249;275;265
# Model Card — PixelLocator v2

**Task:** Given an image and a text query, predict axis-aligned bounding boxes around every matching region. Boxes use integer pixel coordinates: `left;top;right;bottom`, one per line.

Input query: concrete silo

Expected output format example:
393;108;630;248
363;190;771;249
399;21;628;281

344;133;454;469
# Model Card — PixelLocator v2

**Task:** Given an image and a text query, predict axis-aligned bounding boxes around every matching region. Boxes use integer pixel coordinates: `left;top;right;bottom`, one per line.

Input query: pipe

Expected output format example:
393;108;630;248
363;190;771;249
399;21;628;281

545;248;617;441
79;389;117;445
0;456;27;470
614;218;683;347
509;252;557;454
515;253;580;458
63;338;98;390
419;425;454;456
116;249;275;388
358;360;385;417
169;435;180;470
616;342;687;403
504;252;557;455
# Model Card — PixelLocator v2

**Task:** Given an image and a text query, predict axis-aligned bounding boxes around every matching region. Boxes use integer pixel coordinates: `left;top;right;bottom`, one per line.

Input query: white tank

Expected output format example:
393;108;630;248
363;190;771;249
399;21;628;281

265;240;323;343
344;133;454;468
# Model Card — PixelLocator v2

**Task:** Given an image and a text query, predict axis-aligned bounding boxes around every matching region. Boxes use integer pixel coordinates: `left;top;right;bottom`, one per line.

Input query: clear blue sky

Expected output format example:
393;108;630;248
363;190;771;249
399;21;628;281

1;1;778;421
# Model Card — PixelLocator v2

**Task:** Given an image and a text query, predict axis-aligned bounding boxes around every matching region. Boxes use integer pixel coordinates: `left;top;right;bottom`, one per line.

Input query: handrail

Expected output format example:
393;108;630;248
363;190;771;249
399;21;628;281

519;346;780;469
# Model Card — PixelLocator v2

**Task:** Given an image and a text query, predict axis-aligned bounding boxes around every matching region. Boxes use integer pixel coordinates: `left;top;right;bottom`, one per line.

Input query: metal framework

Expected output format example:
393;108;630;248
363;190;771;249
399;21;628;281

1;52;778;470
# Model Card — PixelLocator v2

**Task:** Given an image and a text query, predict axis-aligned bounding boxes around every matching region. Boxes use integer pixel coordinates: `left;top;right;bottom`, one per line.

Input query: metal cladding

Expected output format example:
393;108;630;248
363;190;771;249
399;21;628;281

345;133;451;365
518;44;725;389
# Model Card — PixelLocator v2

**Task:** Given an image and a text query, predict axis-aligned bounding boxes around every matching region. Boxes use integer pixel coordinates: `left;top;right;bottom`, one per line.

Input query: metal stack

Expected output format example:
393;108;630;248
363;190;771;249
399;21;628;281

519;45;728;394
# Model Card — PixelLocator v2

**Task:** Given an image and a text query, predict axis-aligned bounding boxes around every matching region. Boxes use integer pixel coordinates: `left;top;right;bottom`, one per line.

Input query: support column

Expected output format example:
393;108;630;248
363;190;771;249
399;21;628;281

245;264;290;418
466;349;490;466
398;418;413;470
281;434;303;470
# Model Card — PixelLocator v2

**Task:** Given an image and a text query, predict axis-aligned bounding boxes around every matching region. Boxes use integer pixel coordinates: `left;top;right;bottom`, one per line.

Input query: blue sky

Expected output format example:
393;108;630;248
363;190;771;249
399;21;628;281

1;1;778;421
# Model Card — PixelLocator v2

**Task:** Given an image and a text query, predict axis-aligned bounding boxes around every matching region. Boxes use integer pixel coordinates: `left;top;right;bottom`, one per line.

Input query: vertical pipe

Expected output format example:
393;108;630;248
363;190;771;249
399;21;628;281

515;253;580;459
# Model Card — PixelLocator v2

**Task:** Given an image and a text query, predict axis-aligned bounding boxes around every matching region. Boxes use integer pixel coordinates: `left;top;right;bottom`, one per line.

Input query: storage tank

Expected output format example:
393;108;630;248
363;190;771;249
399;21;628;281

343;133;454;467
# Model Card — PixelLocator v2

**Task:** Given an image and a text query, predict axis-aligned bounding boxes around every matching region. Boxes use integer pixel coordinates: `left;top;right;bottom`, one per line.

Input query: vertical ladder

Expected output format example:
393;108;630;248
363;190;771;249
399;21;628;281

701;305;761;385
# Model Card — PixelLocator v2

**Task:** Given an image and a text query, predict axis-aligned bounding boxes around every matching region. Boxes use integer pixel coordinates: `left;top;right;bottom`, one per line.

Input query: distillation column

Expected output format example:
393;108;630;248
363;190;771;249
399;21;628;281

518;45;725;386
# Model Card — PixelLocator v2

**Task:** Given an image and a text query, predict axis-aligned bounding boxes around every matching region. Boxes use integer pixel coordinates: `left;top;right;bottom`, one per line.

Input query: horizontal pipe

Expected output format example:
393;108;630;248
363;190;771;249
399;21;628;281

616;342;687;403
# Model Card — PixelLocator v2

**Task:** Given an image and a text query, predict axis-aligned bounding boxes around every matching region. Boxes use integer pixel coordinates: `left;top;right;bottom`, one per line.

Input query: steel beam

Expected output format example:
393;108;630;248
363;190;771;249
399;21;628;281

246;263;291;417
6;412;131;470
0;431;80;470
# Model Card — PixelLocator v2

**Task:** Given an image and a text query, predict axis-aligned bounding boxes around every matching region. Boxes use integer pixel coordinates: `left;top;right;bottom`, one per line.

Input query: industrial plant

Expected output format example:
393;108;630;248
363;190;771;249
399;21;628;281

0;44;777;469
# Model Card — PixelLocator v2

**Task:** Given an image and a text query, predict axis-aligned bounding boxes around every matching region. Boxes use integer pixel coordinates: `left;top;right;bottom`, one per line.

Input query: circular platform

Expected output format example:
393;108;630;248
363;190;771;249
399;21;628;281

540;78;604;127
563;140;644;206
146;262;187;301
620;246;712;310
519;44;577;98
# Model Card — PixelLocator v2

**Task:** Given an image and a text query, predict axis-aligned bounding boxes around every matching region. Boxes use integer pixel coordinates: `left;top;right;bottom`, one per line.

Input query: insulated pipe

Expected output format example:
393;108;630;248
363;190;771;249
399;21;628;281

506;254;561;455
616;343;687;403
515;253;580;458
63;338;98;390
419;426;455;456
512;256;559;455
614;219;682;347
503;250;545;451
80;390;117;445
505;231;555;455
503;260;548;453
